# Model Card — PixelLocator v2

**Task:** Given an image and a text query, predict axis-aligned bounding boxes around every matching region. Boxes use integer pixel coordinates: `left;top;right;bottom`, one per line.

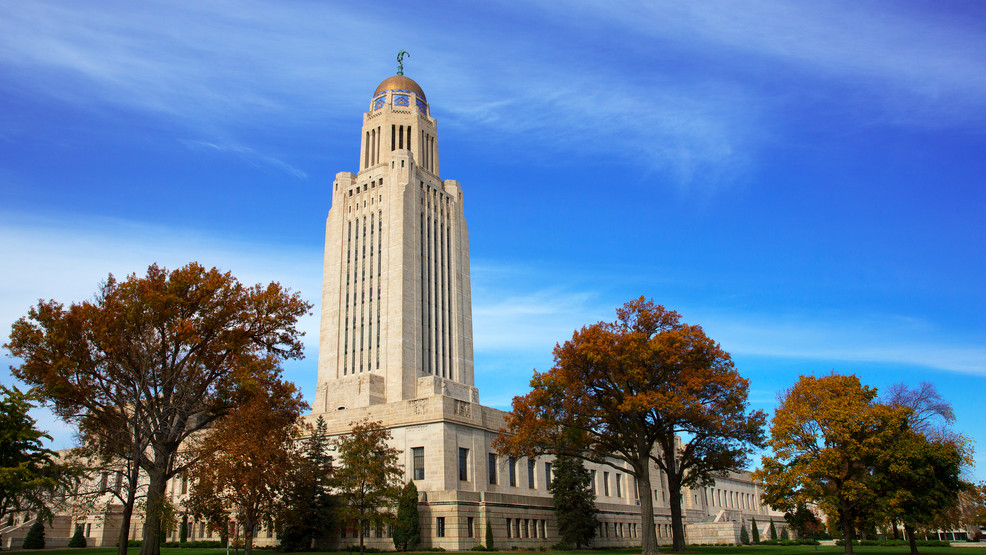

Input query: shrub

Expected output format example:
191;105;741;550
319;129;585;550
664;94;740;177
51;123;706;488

781;527;790;540
69;524;87;548
740;525;750;545
22;520;46;549
750;517;760;544
769;521;778;540
486;519;495;551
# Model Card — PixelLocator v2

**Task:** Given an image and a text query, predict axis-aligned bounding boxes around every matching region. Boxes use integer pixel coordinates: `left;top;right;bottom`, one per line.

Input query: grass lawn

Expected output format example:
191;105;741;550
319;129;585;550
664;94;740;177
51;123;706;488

26;547;986;555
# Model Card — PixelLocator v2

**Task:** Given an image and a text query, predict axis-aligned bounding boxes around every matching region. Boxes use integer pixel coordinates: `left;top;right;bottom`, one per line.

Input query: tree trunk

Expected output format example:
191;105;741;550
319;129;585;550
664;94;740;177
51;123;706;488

839;508;854;555
666;474;686;552
116;478;138;555
139;466;167;555
904;523;919;555
244;517;254;555
891;519;900;540
359;519;365;555
634;457;659;555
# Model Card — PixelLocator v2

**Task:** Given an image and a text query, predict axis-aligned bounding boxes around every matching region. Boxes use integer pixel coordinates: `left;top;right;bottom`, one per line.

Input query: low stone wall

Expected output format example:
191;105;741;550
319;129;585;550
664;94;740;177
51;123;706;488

686;521;741;545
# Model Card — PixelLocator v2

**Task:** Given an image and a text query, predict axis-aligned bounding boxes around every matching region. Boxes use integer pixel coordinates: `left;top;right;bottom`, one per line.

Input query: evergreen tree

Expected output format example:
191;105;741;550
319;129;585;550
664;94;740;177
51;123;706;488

392;481;420;552
69;524;87;548
769;520;778;540
179;517;188;543
781;527;790;540
279;416;336;551
22;519;45;549
751;517;761;544
485;519;495;550
740;525;750;545
548;455;598;549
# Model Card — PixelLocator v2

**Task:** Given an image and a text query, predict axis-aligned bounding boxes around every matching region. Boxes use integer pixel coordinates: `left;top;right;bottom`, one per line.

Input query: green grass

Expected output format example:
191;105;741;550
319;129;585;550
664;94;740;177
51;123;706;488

30;547;986;555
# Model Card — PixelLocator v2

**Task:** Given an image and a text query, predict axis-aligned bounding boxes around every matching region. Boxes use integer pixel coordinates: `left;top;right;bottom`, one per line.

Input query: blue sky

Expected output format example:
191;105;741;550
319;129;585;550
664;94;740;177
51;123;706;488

1;1;985;481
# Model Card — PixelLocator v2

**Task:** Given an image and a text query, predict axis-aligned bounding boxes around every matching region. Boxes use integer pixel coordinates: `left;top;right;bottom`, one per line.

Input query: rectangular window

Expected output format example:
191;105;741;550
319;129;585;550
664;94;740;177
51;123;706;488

603;472;610;496
590;469;597;494
528;459;536;489
616;474;623;498
467;517;474;538
459;448;469;481
488;453;497;485
545;462;552;488
509;456;517;487
413;447;425;481
506;518;512;538
436;517;445;538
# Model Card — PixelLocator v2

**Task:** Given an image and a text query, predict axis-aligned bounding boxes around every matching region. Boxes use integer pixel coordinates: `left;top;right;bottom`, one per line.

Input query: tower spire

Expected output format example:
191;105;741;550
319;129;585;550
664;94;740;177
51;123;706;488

397;49;410;76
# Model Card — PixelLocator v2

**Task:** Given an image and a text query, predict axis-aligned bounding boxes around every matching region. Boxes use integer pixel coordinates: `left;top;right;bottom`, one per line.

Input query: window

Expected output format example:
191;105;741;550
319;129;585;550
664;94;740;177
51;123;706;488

413;447;425;481
590;470;596;494
458;448;469;481
436;517;445;538
616;474;623;498
506;518;512;538
528;459;536;489
86;523;91;537
545;462;552;488
467;517;474;538
509;456;517;487
603;472;610;496
488;453;497;485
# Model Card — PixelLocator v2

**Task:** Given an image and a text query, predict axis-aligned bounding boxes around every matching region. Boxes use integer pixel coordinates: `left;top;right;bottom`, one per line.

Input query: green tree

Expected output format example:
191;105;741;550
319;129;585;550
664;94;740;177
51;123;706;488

0;385;74;523
6;262;311;555
498;298;765;553
781;527;789;540
332;420;403;555
769;520;777;540
750;518;760;544
22;518;45;549
785;503;821;539
392;481;420;551
485;518;495;550
69;524;87;548
279;416;336;551
740;525;749;545
755;374;909;555
548;455;597;548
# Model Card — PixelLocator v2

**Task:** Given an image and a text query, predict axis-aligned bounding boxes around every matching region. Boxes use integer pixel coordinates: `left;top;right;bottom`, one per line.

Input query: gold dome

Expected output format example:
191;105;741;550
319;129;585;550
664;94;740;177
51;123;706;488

373;75;426;102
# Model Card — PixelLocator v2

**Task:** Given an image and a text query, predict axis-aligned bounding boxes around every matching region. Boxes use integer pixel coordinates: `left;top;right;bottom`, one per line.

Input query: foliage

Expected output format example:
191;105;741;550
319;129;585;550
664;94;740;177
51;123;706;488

23;518;46;549
548;455;597;548
755;374;910;555
486;518;495;550
785;503;822;539
769;521;777;540
7;262;311;555
69;524;88;548
750;518;760;544
392;480;420;552
497;298;765;553
279;416;336;552
332;420;403;555
740;525;749;545
0;385;75;522
187;379;306;555
780;527;789;540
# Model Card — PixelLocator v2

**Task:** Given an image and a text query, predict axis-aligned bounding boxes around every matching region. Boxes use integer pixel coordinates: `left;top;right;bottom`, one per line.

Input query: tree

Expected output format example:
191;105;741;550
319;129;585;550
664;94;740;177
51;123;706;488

785;503;821;539
22;518;45;549
548;455;597;548
755;374;910;555
69;524;88;548
6;262;312;555
780;527;789;540
392;481;420;552
768;520;777;540
878;382;972;554
750;517;760;544
186;378;306;555
279;416;336;551
0;385;74;523
497;298;765;553
739;525;749;545
332;420;403;555
485;518;495;550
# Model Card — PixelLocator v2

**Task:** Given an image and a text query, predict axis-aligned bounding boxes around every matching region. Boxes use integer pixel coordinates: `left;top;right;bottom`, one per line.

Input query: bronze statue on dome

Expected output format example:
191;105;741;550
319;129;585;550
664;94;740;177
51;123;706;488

397;49;409;76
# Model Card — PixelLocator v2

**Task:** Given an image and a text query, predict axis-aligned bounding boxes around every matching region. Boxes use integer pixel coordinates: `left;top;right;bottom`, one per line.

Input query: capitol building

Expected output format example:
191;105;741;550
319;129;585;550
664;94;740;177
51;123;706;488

1;71;784;551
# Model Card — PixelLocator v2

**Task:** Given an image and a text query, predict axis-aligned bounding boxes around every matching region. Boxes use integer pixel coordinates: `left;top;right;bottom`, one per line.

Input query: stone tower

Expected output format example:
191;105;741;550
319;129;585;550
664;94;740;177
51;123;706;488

314;74;477;413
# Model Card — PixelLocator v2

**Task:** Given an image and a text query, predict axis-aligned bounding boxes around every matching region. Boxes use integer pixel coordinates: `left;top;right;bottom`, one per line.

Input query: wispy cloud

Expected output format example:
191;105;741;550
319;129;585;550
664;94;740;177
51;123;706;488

183;140;308;179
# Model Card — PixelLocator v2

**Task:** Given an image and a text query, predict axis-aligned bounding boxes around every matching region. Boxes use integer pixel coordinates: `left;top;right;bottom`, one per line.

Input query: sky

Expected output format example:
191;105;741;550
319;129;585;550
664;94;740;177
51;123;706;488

1;0;985;481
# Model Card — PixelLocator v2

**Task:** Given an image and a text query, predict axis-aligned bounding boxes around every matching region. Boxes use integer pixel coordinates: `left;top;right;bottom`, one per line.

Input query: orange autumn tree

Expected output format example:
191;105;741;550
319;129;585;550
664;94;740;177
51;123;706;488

6;263;311;555
755;374;910;555
186;377;307;555
497;298;765;554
